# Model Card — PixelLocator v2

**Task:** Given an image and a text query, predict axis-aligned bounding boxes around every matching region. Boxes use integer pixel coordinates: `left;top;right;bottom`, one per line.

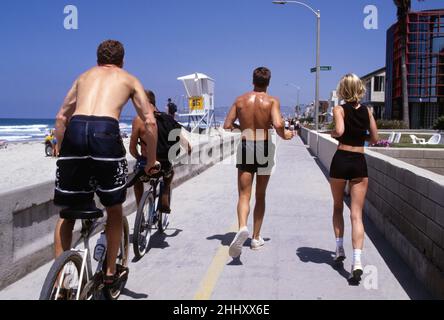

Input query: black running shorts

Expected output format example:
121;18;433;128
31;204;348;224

54;115;128;210
329;150;368;181
236;140;276;175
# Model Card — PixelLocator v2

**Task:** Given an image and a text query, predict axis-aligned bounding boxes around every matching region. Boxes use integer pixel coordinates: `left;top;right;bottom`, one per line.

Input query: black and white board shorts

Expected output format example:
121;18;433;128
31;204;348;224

54;115;128;211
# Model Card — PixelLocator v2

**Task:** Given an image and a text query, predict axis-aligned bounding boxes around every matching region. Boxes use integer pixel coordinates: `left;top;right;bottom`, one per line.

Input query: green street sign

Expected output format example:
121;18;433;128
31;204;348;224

311;66;332;73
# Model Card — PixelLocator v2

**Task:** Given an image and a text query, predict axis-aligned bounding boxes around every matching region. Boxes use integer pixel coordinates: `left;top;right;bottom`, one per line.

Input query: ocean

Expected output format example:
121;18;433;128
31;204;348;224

0;118;133;143
0;106;294;143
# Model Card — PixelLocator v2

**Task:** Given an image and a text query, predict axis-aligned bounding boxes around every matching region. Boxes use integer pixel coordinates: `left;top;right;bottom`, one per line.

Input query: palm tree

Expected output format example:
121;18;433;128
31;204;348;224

394;0;411;128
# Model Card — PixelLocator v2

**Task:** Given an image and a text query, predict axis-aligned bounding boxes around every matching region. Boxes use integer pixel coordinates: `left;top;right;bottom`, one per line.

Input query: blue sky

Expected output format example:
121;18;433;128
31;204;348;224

0;0;442;118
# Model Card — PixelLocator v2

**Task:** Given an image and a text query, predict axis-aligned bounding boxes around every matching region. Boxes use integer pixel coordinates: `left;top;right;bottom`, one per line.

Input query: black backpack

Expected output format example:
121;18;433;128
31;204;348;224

154;112;182;160
168;102;178;114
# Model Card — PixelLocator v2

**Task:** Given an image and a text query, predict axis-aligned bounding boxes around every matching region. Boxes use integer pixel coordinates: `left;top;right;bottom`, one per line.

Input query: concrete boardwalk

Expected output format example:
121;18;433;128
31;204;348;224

0;138;431;300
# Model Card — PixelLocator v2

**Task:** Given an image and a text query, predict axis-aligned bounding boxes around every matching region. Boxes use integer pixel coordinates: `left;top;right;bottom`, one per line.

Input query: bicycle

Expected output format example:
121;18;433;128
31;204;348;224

131;167;172;260
39;206;130;300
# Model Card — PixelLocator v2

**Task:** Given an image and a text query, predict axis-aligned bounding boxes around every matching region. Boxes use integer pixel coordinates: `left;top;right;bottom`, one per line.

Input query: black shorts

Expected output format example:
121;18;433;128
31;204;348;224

54;116;128;210
236;140;276;175
330;150;368;181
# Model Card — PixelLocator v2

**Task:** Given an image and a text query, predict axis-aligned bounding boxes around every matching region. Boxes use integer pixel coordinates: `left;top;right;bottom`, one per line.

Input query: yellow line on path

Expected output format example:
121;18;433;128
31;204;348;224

194;186;256;300
194;223;238;300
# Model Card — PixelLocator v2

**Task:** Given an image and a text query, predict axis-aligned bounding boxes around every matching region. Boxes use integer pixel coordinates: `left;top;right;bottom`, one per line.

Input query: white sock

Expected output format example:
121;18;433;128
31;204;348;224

336;238;344;249
353;249;363;265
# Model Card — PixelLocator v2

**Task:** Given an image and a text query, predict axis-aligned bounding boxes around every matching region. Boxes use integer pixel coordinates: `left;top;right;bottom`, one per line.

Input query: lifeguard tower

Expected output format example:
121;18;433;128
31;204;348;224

177;73;215;134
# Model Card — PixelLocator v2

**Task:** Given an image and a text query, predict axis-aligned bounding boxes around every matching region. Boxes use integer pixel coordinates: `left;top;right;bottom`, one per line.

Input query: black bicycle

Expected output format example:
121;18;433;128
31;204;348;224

131;167;172;259
39;206;130;300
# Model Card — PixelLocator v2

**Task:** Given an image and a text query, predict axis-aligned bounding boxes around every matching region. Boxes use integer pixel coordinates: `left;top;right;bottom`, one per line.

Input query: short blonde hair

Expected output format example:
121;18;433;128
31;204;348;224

337;73;366;103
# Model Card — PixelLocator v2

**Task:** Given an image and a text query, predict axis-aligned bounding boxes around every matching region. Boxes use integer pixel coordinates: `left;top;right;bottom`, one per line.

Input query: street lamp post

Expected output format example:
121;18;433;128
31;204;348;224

286;83;301;116
273;0;321;131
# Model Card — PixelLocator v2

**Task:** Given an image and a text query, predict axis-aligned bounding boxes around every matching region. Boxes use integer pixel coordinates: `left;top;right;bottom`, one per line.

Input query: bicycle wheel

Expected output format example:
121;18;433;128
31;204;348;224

39;251;87;300
45;143;53;157
157;182;171;234
133;189;156;259
103;216;130;300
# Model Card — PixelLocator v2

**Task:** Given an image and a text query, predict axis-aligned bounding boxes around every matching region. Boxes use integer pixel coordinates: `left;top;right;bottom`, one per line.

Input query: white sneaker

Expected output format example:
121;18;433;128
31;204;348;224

351;262;364;281
251;237;265;250
229;227;249;258
334;247;346;262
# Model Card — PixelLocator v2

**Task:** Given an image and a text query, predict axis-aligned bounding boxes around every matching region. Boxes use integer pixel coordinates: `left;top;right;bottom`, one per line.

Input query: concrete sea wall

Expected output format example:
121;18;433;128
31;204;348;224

0;133;239;290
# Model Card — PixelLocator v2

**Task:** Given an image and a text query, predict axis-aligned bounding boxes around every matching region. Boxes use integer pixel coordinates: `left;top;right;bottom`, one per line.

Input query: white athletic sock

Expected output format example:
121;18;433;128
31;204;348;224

353;249;363;265
336;238;344;249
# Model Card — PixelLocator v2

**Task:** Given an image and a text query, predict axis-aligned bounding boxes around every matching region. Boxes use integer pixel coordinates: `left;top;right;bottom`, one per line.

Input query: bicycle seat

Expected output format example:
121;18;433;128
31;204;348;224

126;169;146;188
60;205;104;220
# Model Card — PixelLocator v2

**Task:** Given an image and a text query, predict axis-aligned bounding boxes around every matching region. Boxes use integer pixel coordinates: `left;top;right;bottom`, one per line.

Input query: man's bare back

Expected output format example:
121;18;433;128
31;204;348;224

56;64;158;171
225;91;293;141
73;65;140;120
234;91;277;141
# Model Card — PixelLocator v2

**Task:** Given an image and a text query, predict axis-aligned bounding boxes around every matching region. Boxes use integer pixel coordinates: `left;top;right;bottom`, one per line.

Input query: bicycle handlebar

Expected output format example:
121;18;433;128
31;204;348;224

125;163;163;189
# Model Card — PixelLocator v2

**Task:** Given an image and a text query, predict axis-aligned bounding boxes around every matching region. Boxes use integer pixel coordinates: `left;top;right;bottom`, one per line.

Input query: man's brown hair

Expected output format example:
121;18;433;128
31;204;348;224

253;67;271;87
145;90;156;107
97;40;125;66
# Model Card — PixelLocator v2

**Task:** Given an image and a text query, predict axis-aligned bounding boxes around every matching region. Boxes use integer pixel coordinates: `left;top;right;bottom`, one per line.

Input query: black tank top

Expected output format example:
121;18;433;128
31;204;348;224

336;103;370;147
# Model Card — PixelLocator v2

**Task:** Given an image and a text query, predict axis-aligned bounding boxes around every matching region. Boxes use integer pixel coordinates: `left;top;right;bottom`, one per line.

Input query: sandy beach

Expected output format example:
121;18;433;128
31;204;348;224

0;129;226;193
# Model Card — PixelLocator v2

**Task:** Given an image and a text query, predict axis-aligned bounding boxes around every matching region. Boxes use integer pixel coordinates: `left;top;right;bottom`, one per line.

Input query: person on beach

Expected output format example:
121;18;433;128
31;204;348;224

224;67;295;258
329;74;378;281
53;40;159;289
130;90;191;213
49;129;58;157
167;98;178;119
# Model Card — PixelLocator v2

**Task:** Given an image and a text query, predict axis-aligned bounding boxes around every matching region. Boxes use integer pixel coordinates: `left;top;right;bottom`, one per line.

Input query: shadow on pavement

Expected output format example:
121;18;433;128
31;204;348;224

121;288;148;300
296;247;351;283
227;257;243;266
207;233;272;266
130;229;183;263
207;232;251;247
149;228;183;250
207;232;272;248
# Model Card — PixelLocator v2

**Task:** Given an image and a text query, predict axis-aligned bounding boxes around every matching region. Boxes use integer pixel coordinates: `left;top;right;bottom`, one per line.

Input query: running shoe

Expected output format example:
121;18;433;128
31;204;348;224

229;227;249;258
250;237;265;250
334;247;346;262
351;262;364;281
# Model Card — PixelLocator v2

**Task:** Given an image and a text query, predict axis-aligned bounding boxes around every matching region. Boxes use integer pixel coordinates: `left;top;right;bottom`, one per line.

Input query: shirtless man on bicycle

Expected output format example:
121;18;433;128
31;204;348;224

130;90;192;213
53;40;159;288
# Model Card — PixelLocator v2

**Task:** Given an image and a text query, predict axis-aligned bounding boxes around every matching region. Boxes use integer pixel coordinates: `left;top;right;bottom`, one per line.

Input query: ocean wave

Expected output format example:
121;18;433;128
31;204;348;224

0;135;34;141
0;129;48;133
0;125;49;135
0;125;49;130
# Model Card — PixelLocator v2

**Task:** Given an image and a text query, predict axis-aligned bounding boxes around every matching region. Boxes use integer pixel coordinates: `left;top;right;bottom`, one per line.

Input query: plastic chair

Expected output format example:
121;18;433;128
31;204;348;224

394;133;402;144
410;135;426;145
426;134;441;145
388;132;396;144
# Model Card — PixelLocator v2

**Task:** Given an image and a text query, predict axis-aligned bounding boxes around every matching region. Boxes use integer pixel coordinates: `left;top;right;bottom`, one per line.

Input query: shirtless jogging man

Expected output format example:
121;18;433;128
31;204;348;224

224;67;295;258
53;40;159;288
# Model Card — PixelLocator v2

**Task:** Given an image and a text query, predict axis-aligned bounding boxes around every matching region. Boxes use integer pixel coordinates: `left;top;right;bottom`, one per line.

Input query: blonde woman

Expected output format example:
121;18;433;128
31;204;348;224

330;74;378;281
